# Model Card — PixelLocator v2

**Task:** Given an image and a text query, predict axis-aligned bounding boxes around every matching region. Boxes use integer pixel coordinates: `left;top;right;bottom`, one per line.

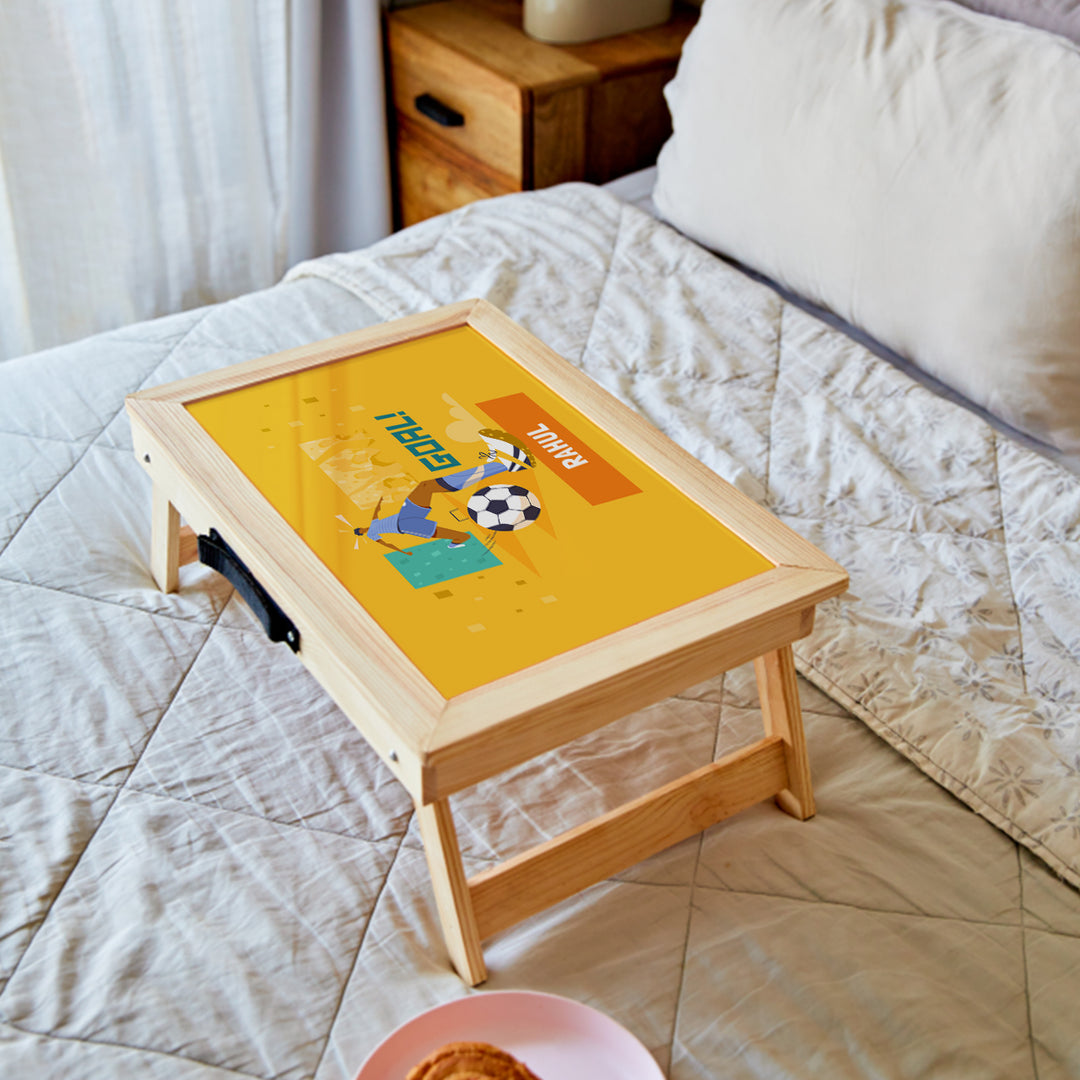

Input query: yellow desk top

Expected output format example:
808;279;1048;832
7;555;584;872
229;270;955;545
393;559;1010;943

187;325;772;696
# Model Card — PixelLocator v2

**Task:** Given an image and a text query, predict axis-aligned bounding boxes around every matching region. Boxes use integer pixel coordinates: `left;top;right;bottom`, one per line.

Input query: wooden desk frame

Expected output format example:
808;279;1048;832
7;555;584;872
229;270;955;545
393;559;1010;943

127;300;847;985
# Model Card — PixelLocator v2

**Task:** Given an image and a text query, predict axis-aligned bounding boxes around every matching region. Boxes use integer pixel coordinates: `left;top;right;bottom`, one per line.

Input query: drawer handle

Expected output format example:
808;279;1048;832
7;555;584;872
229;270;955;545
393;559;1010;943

414;93;464;127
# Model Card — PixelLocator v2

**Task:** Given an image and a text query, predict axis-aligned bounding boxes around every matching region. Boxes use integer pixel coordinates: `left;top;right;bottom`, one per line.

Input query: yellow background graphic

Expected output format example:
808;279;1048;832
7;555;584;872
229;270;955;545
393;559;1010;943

187;326;772;697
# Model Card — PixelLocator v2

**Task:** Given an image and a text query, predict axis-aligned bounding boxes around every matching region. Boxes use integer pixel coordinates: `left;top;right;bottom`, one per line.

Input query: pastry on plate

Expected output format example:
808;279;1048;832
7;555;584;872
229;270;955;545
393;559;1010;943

405;1040;541;1079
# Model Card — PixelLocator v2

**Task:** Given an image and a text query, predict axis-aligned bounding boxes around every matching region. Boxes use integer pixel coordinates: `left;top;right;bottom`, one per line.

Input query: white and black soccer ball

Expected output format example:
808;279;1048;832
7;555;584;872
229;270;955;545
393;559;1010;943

466;484;542;532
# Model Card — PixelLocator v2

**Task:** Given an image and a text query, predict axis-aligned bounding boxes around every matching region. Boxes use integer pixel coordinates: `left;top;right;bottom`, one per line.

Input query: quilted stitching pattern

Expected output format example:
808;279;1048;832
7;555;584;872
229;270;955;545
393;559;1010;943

1;191;1078;1078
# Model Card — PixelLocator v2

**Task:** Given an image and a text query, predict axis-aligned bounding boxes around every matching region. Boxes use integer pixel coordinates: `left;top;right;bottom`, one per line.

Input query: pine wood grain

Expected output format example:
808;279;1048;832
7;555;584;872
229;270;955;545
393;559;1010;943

417;798;488;984
755;645;816;820
150;486;180;593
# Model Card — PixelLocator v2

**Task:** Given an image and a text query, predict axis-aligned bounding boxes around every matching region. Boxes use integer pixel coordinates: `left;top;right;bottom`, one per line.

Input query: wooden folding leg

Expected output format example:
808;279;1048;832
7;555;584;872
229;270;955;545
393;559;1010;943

754;644;815;820
415;798;487;985
468;736;787;941
151;485;181;594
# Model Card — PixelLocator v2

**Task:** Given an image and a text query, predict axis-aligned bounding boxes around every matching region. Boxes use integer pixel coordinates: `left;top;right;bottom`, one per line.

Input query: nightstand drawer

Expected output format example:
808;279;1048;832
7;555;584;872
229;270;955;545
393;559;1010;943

396;118;518;227
387;19;524;184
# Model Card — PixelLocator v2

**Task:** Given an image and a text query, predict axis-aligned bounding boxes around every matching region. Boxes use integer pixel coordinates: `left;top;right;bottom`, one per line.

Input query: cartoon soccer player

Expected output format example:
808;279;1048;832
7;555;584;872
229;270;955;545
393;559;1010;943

353;429;533;552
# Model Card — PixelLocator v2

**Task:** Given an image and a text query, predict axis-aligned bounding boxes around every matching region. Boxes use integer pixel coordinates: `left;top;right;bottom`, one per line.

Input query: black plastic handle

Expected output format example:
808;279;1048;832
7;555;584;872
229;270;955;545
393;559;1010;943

198;530;300;653
414;92;464;127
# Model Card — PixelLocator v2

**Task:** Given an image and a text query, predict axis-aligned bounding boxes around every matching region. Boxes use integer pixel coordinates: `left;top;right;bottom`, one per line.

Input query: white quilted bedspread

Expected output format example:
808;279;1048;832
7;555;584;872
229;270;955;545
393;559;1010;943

2;183;1079;1079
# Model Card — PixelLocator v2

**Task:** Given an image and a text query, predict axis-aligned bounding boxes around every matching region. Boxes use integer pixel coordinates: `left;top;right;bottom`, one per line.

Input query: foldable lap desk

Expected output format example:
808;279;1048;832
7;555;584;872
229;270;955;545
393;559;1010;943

126;300;848;985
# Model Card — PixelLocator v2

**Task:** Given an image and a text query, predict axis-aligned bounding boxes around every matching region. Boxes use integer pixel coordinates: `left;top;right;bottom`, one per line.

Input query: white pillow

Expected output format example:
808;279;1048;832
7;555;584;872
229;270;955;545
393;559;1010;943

654;0;1080;456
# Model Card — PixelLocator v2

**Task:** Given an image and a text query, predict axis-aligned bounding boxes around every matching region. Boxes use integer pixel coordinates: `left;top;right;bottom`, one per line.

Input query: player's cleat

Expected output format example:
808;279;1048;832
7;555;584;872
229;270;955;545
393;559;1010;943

478;428;534;471
447;539;467;549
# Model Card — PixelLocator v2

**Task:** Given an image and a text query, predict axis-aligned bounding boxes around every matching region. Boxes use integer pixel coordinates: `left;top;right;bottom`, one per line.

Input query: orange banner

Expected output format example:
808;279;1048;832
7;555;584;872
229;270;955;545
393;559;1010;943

477;392;642;506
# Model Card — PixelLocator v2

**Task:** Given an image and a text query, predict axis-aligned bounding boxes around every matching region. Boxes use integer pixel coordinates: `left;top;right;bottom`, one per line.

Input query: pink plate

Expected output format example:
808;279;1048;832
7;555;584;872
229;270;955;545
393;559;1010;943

355;990;664;1080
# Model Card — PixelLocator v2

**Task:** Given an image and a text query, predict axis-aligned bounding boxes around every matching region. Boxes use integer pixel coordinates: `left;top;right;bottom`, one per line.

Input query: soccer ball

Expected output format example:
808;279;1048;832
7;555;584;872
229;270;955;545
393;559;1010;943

466;484;542;532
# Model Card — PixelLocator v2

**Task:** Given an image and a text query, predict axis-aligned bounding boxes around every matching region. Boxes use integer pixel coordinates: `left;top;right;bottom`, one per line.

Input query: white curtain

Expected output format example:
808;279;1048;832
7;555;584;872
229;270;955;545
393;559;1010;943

0;0;390;362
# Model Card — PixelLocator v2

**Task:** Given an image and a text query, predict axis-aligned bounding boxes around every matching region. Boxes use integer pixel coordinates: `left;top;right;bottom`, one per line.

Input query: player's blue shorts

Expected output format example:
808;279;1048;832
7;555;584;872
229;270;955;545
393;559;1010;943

396;497;437;538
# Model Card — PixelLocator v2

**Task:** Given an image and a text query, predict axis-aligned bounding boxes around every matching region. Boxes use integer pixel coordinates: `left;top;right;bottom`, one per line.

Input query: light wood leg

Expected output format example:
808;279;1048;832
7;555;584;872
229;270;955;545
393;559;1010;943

469;736;786;940
151;485;181;594
754;645;815;820
415;798;487;985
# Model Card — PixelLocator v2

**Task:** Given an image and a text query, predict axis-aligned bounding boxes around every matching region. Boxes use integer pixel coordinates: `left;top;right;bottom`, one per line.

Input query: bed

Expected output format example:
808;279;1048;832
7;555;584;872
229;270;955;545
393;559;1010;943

3;0;1080;1077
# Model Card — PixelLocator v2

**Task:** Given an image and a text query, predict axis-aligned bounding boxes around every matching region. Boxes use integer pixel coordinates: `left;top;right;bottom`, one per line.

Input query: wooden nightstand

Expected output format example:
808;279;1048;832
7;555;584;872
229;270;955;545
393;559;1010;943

384;0;698;227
